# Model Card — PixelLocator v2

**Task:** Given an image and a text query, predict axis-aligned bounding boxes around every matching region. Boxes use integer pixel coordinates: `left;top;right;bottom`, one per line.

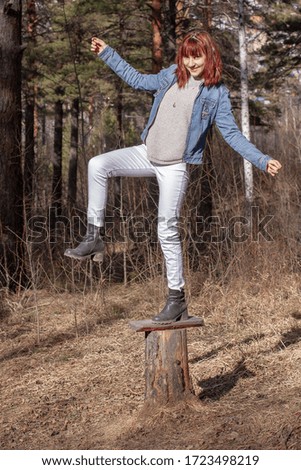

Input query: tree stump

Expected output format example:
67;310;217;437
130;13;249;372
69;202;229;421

129;317;204;405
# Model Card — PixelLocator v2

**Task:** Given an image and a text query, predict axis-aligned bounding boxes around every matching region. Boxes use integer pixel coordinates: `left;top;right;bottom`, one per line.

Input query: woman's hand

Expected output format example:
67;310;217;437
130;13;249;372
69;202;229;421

267;159;282;176
91;37;107;55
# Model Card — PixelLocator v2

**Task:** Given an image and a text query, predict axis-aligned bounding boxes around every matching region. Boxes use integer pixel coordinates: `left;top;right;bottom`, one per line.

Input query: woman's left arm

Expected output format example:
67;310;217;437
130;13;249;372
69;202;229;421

214;86;282;174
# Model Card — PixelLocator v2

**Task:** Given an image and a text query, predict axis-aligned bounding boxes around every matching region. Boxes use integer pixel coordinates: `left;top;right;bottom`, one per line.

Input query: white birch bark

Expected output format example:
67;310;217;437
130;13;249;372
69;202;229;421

238;0;253;207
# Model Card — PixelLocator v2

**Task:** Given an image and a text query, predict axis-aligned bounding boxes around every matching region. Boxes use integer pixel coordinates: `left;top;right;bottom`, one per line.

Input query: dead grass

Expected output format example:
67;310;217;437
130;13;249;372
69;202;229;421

1;274;301;450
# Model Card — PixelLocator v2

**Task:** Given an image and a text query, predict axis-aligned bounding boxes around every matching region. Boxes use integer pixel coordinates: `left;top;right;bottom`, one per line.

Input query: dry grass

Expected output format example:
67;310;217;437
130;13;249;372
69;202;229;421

1;272;301;450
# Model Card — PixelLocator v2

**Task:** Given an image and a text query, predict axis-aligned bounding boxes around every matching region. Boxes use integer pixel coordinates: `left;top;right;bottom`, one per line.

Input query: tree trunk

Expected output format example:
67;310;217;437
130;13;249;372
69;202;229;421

50;90;64;243
113;14;126;216
67;97;79;209
169;0;190;47
51;92;64;215
145;329;194;404
24;0;37;218
203;0;212;31
175;0;188;44
151;0;163;73
24;92;35;216
238;0;253;216
0;0;24;289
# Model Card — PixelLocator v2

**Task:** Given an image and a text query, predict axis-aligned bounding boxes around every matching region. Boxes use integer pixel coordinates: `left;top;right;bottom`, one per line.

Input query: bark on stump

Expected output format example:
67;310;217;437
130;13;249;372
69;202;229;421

129;317;204;405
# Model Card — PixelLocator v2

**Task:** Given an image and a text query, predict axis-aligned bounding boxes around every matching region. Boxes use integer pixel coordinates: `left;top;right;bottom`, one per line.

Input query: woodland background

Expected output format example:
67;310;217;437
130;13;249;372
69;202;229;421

0;0;300;292
1;0;301;452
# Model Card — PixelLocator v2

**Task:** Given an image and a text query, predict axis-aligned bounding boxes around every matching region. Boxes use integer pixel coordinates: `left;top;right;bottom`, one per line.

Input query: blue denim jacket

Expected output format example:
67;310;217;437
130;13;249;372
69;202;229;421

99;47;271;171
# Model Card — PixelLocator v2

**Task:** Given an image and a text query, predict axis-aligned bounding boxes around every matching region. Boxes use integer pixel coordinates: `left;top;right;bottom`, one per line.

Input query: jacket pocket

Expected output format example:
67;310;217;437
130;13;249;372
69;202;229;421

200;98;217;120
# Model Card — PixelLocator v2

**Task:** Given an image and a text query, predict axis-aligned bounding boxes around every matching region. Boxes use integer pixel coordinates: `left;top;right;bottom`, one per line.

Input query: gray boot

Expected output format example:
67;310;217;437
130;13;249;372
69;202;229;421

152;288;188;324
64;224;104;262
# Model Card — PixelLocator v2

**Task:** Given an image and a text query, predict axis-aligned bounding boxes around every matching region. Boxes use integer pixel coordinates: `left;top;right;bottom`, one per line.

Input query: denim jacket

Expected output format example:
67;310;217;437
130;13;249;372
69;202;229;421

99;47;271;171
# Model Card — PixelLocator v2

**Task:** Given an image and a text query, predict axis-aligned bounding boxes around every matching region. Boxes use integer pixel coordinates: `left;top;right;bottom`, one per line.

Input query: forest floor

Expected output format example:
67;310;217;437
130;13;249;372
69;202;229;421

1;271;301;450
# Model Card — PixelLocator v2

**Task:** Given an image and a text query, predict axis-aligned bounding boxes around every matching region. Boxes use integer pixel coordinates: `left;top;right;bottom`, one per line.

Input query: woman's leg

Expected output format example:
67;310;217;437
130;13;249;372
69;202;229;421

65;144;155;260
151;162;189;323
87;144;154;227
155;162;189;290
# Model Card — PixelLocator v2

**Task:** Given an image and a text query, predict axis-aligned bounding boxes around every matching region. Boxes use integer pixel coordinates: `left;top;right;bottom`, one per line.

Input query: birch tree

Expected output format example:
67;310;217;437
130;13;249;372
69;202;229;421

238;0;253;214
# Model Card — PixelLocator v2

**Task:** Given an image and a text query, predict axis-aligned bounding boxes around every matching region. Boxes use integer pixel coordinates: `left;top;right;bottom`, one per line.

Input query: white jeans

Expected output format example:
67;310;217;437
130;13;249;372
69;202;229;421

87;144;189;290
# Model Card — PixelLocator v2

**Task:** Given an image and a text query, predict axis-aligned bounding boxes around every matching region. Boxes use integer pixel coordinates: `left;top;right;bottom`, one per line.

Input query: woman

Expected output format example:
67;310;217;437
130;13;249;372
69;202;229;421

64;31;282;324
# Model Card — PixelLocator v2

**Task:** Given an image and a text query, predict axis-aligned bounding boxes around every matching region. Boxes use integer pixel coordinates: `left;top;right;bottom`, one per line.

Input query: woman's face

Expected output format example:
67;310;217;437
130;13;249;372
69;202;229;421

183;54;206;79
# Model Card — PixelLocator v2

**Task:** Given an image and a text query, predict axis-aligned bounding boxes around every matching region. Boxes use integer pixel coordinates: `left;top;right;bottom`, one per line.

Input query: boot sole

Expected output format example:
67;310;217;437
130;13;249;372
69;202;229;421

64;251;104;263
152;308;188;324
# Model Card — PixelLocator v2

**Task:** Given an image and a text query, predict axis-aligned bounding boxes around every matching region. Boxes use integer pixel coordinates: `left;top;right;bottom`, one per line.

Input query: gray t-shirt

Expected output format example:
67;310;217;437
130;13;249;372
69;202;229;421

146;76;203;165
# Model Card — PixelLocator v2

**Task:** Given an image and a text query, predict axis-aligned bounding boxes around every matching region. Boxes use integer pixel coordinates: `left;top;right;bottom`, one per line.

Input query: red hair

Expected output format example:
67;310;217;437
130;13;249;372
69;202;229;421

176;31;223;87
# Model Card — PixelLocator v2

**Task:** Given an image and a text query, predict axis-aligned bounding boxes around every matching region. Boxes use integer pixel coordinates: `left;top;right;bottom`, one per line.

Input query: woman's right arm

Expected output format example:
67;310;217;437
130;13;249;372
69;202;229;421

91;37;167;92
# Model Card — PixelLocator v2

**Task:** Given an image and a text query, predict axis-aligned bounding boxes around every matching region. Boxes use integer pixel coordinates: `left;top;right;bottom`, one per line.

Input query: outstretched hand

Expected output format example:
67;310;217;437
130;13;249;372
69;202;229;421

91;37;107;55
267;159;282;177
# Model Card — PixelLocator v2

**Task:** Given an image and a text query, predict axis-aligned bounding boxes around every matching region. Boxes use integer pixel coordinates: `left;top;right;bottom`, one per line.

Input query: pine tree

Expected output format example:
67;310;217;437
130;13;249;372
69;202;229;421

258;0;301;84
24;0;38;219
0;0;24;288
